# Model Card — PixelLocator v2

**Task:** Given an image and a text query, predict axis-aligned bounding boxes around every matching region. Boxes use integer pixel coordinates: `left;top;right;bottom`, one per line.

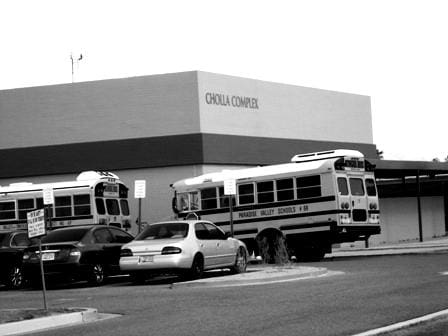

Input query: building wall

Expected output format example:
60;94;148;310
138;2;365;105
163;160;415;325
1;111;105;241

197;71;373;144
0;72;200;149
370;196;446;245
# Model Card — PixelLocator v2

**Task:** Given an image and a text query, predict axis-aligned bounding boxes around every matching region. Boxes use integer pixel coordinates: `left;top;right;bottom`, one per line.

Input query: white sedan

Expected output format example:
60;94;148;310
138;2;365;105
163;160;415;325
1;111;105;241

120;220;248;282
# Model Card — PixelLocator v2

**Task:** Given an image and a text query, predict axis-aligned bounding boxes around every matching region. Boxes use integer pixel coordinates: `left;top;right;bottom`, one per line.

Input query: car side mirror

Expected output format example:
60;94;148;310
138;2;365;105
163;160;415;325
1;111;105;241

225;232;232;239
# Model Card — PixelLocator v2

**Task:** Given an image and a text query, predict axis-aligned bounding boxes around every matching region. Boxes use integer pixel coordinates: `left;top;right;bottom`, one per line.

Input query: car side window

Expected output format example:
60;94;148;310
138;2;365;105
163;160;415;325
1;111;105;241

195;223;209;240
94;228;114;244
108;227;133;243
11;233;31;247
203;223;226;240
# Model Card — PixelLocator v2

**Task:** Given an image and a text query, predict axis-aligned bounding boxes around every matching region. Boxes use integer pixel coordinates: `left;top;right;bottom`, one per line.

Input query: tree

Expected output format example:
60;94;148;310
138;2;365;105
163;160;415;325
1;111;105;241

376;149;384;159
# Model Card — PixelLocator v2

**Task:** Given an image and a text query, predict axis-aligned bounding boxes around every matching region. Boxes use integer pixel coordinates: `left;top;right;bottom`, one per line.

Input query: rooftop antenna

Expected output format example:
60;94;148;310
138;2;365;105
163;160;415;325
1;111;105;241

70;53;83;83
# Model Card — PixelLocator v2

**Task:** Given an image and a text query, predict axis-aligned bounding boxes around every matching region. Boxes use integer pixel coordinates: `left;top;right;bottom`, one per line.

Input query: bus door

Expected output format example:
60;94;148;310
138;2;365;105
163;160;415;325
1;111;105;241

347;174;368;223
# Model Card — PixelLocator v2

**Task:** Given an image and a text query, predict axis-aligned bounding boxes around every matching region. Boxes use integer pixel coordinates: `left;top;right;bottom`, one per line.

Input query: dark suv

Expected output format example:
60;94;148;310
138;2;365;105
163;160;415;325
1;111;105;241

23;225;133;287
0;231;33;289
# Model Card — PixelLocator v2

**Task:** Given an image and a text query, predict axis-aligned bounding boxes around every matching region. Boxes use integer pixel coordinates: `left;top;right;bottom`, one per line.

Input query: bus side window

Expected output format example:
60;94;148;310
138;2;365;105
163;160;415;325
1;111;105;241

74;194;91;216
365;178;377;196
349;178;365;196
201;188;217;210
189;192;199;211
0;201;16;220
337;177;349;195
177;193;188;211
55;196;72;217
297;175;321;199
257;181;274;203
36;198;44;209
238;183;255;205
95;198;106;215
18;199;35;220
276;178;294;201
218;187;236;208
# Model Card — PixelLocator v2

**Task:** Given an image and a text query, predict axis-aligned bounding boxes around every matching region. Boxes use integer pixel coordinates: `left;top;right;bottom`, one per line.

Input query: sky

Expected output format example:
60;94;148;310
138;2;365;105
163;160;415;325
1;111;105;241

1;0;447;162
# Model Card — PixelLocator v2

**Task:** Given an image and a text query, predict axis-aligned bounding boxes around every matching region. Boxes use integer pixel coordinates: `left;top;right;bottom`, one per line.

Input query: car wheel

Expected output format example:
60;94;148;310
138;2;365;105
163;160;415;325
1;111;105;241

187;255;204;280
231;247;248;274
88;264;106;286
6;266;24;289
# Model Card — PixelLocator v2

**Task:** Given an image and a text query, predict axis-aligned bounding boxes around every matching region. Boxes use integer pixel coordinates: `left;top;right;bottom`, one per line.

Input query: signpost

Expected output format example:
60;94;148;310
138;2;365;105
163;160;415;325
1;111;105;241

27;209;48;311
43;187;54;230
224;179;236;237
134;180;146;233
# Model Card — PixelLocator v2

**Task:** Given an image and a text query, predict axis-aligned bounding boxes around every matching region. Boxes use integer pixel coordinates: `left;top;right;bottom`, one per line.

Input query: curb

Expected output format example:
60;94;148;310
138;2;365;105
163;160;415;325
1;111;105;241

171;267;328;288
328;246;448;258
352;308;448;336
0;308;98;336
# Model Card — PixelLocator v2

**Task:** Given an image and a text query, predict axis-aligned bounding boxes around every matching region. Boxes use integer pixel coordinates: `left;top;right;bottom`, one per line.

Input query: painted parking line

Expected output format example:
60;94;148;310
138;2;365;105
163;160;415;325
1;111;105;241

352;308;448;336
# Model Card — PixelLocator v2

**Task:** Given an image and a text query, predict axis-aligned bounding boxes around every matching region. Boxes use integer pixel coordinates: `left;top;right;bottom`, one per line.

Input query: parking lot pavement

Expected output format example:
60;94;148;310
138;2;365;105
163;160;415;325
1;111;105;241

3;238;448;335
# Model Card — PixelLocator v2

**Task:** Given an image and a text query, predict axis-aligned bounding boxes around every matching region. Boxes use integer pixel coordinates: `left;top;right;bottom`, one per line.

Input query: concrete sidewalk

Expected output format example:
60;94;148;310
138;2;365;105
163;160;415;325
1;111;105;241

328;237;448;258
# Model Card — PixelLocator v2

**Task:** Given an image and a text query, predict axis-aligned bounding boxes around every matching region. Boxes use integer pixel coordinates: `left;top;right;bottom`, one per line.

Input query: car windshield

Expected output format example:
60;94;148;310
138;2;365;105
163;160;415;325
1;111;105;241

136;223;189;240
41;227;90;243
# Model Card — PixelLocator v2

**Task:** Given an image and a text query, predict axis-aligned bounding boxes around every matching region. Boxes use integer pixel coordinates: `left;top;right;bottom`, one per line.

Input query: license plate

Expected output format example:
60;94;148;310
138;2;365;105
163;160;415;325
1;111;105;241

138;255;154;263
41;253;55;261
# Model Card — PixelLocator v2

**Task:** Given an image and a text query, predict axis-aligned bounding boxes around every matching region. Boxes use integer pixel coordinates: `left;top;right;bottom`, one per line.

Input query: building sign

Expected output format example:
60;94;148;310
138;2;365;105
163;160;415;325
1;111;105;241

205;92;259;109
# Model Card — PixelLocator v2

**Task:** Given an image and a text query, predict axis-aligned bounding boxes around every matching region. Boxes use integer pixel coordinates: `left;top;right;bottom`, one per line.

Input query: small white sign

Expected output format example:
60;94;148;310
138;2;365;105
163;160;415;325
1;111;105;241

43;187;54;205
27;209;46;238
134;180;146;198
224;179;237;195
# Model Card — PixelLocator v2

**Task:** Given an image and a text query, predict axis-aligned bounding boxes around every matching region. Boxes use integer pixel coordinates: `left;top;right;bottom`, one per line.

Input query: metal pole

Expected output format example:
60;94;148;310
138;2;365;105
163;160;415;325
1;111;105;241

138;198;142;234
229;195;234;237
38;239;48;311
47;204;52;230
416;171;423;242
70;54;74;83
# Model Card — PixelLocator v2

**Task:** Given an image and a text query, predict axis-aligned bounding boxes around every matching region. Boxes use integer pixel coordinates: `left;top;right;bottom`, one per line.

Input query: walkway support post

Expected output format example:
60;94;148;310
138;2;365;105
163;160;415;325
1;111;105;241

416;170;423;242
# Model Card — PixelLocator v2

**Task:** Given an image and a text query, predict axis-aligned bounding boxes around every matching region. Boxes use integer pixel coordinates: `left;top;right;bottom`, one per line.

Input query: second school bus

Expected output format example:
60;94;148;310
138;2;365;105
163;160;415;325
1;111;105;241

171;150;381;260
